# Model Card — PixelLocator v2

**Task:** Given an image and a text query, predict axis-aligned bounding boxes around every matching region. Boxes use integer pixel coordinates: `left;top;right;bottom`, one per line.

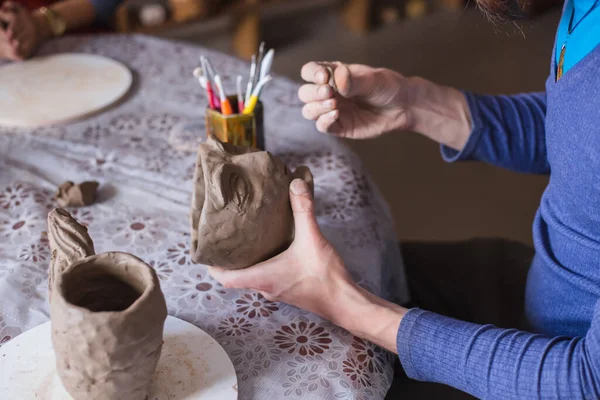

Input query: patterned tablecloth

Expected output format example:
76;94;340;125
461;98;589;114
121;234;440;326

0;35;408;399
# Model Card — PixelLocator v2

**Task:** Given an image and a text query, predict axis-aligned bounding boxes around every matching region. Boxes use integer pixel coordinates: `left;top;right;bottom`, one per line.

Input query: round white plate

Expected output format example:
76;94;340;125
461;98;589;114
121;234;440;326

0;53;133;127
0;316;238;400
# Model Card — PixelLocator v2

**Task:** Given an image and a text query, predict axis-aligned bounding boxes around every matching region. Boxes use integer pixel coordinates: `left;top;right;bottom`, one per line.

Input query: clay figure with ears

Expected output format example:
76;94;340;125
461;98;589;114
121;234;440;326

190;136;314;269
47;208;167;400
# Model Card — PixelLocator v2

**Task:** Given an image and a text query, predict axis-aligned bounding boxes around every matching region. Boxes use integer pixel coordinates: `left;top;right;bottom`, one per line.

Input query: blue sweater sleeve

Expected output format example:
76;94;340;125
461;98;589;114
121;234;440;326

89;0;123;25
397;304;600;399
442;92;550;174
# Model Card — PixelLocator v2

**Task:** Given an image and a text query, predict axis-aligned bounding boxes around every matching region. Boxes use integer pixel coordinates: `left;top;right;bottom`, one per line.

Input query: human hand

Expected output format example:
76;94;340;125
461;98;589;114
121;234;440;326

208;178;406;352
207;178;354;322
298;61;415;139
299;61;472;150
0;2;46;61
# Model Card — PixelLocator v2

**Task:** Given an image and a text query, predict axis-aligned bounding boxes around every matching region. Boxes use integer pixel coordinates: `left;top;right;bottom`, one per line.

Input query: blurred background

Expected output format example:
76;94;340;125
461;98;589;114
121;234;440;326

119;0;560;246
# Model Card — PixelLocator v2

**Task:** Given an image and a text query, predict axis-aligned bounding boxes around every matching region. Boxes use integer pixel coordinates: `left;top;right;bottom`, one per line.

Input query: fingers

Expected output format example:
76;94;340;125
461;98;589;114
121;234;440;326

301;61;331;84
0;10;15;26
298;83;334;103
289;179;320;236
1;2;18;13
0;10;16;41
12;39;28;60
298;82;337;126
333;63;353;97
315;110;339;133
301;98;337;120
0;32;19;60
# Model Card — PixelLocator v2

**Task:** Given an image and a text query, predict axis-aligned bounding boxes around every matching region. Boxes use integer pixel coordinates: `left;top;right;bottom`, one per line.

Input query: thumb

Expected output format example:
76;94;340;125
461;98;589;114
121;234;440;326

207;254;285;292
289;178;319;237
338;64;386;100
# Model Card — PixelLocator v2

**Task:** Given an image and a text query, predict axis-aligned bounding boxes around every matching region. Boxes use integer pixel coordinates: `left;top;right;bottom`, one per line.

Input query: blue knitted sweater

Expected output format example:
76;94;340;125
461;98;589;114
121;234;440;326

396;23;600;400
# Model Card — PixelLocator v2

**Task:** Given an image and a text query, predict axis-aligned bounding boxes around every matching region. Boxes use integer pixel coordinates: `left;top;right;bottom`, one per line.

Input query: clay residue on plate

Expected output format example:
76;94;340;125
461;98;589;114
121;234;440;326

47;208;95;295
54;181;99;207
190;135;313;269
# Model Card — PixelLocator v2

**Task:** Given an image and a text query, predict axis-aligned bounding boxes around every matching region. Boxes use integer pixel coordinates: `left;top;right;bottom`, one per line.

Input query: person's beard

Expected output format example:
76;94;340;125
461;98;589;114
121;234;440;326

475;0;533;22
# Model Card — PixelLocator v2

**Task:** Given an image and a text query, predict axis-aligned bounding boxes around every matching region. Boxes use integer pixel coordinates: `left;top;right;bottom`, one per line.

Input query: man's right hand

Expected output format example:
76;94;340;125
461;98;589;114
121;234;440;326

299;61;410;139
299;61;472;151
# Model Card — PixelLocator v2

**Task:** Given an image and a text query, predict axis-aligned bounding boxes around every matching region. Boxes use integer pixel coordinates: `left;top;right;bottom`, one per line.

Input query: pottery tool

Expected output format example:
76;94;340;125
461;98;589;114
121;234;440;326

200;57;216;109
0;316;238;400
198;75;208;90
193;66;202;79
193;66;207;89
259;48;274;81
326;65;338;93
202;56;221;108
252;41;265;91
243;75;271;115
0;53;132;128
236;75;244;112
245;54;256;104
193;68;210;105
214;75;233;115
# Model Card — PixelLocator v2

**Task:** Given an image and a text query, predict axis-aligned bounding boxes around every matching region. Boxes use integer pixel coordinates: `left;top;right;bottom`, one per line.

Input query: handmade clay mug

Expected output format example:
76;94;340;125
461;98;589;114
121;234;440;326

50;251;167;400
190;136;314;269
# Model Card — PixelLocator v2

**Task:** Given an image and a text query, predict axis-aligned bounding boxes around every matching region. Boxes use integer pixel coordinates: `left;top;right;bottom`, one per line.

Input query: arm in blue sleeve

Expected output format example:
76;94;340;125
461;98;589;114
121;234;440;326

397;303;600;399
442;92;550;174
88;0;123;25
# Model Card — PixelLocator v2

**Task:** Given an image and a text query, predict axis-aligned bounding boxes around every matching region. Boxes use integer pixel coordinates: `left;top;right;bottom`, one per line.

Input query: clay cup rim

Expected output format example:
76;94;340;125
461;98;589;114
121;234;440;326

54;251;159;315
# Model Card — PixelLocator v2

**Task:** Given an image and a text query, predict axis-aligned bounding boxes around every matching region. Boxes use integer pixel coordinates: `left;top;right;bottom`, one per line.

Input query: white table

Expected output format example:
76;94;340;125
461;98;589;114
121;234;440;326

0;34;408;399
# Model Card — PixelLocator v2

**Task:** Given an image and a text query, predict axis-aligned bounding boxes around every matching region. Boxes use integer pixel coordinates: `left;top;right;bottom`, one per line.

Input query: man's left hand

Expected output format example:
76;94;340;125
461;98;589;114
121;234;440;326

207;178;354;323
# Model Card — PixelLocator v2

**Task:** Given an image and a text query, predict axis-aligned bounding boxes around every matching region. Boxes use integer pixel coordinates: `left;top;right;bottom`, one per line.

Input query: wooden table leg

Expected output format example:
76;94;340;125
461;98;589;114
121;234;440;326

341;0;374;34
232;0;260;60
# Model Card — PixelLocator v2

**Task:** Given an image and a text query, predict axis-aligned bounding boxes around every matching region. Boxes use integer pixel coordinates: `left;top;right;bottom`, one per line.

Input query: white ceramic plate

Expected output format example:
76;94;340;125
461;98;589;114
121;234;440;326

0;53;132;127
0;316;238;400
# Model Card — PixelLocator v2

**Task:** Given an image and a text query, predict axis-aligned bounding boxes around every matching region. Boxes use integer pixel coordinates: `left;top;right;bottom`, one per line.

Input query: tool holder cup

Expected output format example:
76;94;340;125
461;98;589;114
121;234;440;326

205;95;265;150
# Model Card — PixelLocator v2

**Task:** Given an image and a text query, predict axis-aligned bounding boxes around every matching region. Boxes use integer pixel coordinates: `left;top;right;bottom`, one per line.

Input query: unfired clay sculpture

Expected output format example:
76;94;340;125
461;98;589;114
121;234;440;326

54;181;99;208
47;208;95;295
47;208;167;400
190;135;313;269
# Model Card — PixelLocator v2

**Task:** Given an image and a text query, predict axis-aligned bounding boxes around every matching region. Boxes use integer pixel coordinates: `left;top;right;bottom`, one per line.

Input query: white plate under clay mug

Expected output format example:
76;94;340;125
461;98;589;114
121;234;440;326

0;316;238;400
0;53;133;127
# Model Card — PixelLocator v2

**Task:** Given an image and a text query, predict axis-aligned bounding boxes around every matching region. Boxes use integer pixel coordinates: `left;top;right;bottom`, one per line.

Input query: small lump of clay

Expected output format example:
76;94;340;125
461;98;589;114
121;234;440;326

54;181;99;207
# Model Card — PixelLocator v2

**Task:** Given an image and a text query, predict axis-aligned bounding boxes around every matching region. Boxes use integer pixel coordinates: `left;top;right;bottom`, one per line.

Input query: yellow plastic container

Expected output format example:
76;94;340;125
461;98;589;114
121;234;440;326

205;96;264;150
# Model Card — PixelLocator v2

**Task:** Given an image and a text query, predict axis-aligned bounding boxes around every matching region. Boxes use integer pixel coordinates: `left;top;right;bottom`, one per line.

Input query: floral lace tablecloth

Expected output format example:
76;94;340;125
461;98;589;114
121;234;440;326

0;35;408;399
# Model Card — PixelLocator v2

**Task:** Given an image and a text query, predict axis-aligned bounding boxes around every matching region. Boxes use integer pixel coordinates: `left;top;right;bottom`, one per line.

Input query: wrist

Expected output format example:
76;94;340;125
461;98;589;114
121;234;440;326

32;12;52;42
332;279;406;353
403;77;472;151
373;68;412;133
